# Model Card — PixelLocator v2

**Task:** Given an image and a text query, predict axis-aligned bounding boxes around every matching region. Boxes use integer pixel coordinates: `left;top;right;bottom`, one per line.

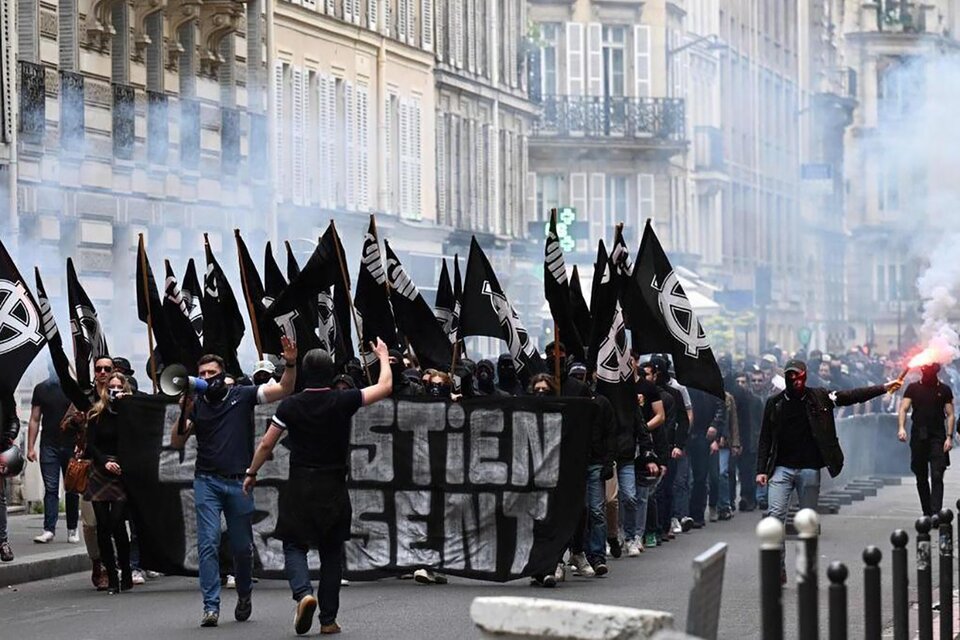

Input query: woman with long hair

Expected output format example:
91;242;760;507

83;372;133;593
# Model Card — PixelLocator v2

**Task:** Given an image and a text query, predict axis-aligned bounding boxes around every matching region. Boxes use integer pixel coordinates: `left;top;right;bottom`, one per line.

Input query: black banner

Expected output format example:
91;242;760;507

0;239;45;396
118;395;595;582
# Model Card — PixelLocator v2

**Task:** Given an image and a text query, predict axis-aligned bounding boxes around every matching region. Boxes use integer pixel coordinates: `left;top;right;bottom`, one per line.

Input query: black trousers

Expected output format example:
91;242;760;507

92;501;130;577
910;438;949;516
738;449;757;508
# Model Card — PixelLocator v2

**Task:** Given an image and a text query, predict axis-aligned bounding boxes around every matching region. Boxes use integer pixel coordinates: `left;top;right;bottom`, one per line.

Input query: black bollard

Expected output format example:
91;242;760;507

795;509;820;640
863;546;883;640
939;509;954;640
827;561;848;640
891;529;910;640
758;517;784;640
916;516;933;640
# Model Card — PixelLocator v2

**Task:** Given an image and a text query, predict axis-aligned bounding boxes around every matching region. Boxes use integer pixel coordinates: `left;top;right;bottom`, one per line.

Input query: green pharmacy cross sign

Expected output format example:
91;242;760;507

546;207;577;252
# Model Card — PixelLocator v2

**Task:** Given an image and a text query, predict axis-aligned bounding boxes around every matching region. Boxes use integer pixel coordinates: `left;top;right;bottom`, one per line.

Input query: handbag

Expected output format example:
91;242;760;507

64;426;90;494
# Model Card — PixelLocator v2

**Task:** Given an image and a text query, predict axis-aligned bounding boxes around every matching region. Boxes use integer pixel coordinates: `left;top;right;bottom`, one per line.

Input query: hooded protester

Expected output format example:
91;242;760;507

898;362;955;516
475;360;507;397
496;354;525;396
389;349;423;398
454;359;477;398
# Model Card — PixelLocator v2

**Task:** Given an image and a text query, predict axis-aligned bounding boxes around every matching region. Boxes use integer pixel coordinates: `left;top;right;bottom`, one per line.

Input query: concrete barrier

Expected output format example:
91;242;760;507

471;596;674;640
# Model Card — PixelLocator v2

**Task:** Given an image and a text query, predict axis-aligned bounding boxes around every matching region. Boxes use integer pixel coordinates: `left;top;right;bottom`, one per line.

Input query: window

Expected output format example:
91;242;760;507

602;25;626;97
877;155;899;212
605;175;628;230
536;174;563;220
878;57;922;123
540;23;560;97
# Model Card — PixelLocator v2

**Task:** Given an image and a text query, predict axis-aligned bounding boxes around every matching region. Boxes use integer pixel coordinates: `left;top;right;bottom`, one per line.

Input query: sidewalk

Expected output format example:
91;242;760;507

0;513;89;586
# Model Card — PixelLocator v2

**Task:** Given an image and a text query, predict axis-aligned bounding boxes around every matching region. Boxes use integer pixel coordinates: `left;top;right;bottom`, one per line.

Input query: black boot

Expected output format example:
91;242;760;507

106;564;120;594
120;566;133;592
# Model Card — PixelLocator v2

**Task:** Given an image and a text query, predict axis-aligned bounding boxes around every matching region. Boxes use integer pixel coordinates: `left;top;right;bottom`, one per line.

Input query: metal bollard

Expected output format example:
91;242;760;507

863;546;883;640
795;509;820;640
939;509;954;640
827;561;848;640
890;529;910;640
758;517;784;640
916;516;933;640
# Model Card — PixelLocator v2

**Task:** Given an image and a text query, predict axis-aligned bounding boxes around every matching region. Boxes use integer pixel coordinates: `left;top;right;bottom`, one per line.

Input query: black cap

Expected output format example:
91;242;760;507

784;359;807;374
112;357;134;375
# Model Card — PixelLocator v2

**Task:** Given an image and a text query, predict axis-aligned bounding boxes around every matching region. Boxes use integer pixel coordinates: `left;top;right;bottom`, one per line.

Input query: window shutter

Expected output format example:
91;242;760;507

587;23;602;97
407;0;416;44
324;0;334;14
412;97;422;219
398;100;407;215
466;0;476;73
18;0;38;62
384;97;393;212
435;0;445;62
292;67;305;205
436;112;446;221
504;131;515;234
354;0;363;25
397;0;408;43
368;0;378;30
453;0;463;68
58;0;77;70
478;124;487;229
637;173;654;229
589;173;605;245
320;75;335;207
345;81;356;210
302;0;317;9
145;12;163;91
305;73;315;203
273;62;285;200
219;36;236;107
344;0;353;23
633;25;651;98
566;22;584;96
356;83;370;211
421;0;433;52
488;125;498;233
382;0;391;36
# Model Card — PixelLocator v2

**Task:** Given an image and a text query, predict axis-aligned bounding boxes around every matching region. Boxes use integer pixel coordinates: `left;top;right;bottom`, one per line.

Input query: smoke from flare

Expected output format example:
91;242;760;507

915;234;960;367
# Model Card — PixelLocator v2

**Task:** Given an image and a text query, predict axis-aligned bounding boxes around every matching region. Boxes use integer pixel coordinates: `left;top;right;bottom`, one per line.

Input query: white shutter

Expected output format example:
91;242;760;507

435;0;445;62
570;175;588;229
273;62;285;201
436;113;446;221
587;23;603;97
292;68;305;205
453;0;464;68
368;0;378;30
399;100;409;216
637;173;654;228
356;83;370;211
406;0;416;44
397;0;408;43
478;124;487;229
526;172;537;224
589;173;606;245
345;81;356;210
633;25;651;98
466;0;476;72
324;0;334;14
354;0;363;25
488;125;498;233
412;97;422;219
59;0;77;70
382;0;391;36
421;0;433;51
18;0;38;62
503;132;515;233
305;72;315;203
344;0;353;23
325;76;338;207
384;97;393;213
566;22;584;96
303;0;317;9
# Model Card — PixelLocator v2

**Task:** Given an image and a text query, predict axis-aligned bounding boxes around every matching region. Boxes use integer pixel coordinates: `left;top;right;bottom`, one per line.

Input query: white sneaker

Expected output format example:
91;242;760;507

67;529;80;544
670;518;683;535
553;562;566;583
413;568;448;585
625;539;641;558
226;574;236;589
145;570;163;579
131;570;146;585
570;553;596;577
33;531;54;544
340;578;350;587
708;507;718;522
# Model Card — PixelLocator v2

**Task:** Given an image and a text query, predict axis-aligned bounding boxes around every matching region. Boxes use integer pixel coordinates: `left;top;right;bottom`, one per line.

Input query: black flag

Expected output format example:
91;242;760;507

544;210;585;362
201;238;245;374
136;237;178;379
434;259;457;344
384;241;453;370
0;240;45;396
569;265;592;353
163;260;203;372
263;243;288;308
236;232;282;357
355;218;399;366
461;237;543;377
34;268;88;409
66;257;109;391
631;220;723;398
181;259;204;343
269;225;340;320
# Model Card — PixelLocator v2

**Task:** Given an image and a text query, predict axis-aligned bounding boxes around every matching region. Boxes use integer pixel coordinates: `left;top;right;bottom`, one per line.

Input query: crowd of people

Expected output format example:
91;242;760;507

0;339;948;634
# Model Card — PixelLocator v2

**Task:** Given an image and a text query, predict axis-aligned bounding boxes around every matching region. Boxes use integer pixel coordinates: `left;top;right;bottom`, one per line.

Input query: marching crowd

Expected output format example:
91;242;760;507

0;340;937;634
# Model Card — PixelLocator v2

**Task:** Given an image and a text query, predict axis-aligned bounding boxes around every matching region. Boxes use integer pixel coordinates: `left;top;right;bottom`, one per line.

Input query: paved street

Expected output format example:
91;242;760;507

0;474;953;639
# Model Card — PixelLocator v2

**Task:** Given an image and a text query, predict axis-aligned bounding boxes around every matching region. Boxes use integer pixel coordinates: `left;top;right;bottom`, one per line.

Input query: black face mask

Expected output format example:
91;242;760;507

534;388;550;397
205;373;229;403
922;366;940;386
391;362;406;382
427;383;450;397
498;364;517;386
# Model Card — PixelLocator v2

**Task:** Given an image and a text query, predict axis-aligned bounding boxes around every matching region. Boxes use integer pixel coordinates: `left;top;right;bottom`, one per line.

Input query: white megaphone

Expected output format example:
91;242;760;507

159;364;209;397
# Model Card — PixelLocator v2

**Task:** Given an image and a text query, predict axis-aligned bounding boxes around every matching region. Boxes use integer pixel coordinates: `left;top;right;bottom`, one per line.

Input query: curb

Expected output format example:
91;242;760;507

0;549;89;587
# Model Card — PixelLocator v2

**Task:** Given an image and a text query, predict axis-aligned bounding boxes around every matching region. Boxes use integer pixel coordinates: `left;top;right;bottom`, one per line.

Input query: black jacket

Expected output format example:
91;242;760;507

0;395;20;447
756;384;887;478
591;395;617;466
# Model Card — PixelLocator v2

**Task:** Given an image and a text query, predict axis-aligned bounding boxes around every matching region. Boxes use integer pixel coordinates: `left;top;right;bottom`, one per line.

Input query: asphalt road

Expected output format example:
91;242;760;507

0;475;950;640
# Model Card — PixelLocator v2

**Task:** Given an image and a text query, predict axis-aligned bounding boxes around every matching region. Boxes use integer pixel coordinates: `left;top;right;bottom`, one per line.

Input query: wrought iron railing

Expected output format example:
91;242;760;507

147;90;168;164
221;107;240;175
112;83;135;159
60;71;85;151
18;61;45;141
534;95;685;141
180;98;200;169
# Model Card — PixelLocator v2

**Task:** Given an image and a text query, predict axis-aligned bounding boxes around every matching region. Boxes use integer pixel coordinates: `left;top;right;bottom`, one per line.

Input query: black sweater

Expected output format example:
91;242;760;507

85;409;121;469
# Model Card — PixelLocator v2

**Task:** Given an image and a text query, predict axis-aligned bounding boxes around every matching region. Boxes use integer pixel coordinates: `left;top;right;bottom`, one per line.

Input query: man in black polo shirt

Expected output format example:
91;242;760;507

243;338;392;636
898;362;955;515
171;336;298;628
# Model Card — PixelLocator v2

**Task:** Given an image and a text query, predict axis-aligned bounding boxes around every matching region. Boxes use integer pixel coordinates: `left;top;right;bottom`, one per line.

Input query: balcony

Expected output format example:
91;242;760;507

112;83;135;160
18;61;46;142
147;91;168;165
60;71;85;152
533;95;685;142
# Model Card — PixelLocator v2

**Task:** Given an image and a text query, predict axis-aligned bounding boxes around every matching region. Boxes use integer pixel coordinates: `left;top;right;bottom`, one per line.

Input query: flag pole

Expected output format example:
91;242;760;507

137;234;159;394
554;323;561;396
449;338;460;375
330;220;373;385
234;230;264;360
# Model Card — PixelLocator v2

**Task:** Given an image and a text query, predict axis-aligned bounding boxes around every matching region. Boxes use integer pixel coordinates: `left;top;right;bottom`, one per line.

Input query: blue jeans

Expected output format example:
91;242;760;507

284;538;343;626
585;464;606;564
615;462;638;541
768;466;821;567
636;475;660;536
40;443;80;534
716;449;732;512
194;474;255;612
672;454;692;520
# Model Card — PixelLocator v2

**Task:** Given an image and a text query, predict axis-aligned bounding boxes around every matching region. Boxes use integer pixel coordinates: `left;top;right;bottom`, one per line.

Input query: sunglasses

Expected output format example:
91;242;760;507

95;366;113;373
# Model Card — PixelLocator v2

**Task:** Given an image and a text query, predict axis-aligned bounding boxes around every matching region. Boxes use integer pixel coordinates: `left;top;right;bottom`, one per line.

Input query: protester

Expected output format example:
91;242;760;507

496;354;524;396
756;358;902;583
638;362;674;551
475;360;507;397
244;339;392;635
83;373;134;594
112;358;138;393
898;362;954;516
389;349;423;397
688;389;725;526
251;360;277;387
0;393;21;562
26;364;79;544
170;336;298;628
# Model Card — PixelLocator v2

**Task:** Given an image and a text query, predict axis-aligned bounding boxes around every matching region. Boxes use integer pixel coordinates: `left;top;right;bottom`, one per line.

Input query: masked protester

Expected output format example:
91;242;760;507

475;360;506;397
344;359;365;390
389;349;423;397
526;374;562;588
244;341;391;635
756;359;903;584
496;354;524;396
424;371;453;399
898;363;955;516
454;359;477;398
171;337;299;628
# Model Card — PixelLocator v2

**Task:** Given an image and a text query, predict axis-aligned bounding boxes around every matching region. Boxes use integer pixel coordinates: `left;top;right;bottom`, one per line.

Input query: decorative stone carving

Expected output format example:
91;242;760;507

198;0;246;76
132;0;167;62
166;0;202;71
86;0;124;51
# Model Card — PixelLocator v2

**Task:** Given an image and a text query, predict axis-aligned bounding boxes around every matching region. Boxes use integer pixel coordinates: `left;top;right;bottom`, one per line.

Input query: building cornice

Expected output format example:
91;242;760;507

434;68;538;117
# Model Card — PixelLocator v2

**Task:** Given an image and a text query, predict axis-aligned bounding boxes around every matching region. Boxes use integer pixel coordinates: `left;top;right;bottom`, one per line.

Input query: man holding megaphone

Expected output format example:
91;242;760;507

169;335;299;628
